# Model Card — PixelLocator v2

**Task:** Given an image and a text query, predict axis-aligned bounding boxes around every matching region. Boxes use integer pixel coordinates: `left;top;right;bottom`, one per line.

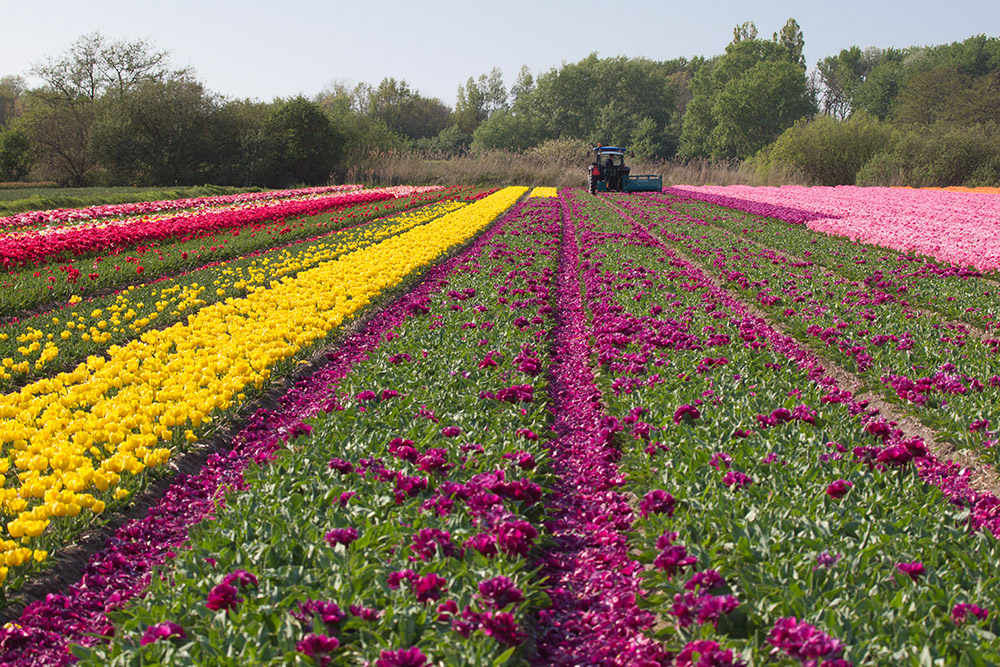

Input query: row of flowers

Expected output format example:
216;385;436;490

0;187;525;593
0;185;363;233
568;190;1000;664
0;186;444;270
8;184;998;665
667;185;1000;273
3;187;429;245
620;194;1000;464
662;194;998;332
0;199;469;388
530;194;668;664
0;188;473;317
65;196;556;665
617;191;1000;529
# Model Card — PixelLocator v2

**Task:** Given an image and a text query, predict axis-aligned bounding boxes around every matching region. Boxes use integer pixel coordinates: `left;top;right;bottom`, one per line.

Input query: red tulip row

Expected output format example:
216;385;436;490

0;187;443;270
0;184;363;232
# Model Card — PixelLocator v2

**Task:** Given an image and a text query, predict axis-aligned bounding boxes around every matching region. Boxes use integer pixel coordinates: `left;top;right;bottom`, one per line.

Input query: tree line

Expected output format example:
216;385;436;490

1;23;998;188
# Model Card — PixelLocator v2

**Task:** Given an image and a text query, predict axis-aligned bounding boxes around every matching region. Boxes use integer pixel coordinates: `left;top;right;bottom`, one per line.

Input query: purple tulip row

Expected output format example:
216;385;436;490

530;196;668;665
617;194;1000;460
564;189;1000;663
610;191;1000;537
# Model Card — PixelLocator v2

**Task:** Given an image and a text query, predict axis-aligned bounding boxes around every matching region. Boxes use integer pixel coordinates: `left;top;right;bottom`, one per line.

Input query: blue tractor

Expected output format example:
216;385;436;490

588;146;662;194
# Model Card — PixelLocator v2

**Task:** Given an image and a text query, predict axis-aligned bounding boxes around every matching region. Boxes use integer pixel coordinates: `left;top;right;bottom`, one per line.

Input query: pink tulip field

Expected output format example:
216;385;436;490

670;185;1000;273
1;184;998;666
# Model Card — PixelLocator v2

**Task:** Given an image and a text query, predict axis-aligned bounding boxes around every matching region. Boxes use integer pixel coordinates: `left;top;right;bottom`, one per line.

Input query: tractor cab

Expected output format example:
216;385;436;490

588;145;662;194
589;146;630;193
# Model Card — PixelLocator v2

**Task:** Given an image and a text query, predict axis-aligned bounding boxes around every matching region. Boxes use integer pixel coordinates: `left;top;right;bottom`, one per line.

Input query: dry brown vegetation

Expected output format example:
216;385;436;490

342;150;809;188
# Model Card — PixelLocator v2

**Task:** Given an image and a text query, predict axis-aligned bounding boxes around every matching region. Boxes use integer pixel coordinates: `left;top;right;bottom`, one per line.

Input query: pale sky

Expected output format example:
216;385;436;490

2;0;998;106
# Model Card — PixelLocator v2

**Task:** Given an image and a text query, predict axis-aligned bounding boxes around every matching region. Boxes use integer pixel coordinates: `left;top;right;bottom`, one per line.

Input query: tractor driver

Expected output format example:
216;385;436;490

604;155;617;189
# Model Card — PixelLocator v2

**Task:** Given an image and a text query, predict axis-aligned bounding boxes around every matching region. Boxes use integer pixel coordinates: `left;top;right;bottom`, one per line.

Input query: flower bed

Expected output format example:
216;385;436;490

660;195;999;331
0;187;470;315
0;185;363;233
3;185;1000;666
0;187;444;270
565;190;1000;665
0;199;469;389
618;194;1000;464
531;194;667;664
71;195;555;666
668;185;1000;273
0;188;524;594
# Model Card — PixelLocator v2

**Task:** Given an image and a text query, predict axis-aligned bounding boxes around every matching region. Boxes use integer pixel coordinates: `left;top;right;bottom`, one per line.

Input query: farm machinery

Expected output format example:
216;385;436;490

588;146;662;194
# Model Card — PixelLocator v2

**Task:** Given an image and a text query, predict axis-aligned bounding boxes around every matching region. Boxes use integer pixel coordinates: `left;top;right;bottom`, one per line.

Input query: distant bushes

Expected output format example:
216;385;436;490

856;122;1000;187
755;115;1000;187
753;114;893;185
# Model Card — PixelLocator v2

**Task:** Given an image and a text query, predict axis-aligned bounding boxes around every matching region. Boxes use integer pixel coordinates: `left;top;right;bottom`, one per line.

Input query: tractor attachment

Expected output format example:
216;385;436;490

588;146;662;194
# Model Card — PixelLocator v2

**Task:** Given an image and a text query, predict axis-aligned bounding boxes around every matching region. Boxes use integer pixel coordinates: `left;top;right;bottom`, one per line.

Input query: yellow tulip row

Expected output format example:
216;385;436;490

0;201;467;382
0;187;523;583
528;187;559;198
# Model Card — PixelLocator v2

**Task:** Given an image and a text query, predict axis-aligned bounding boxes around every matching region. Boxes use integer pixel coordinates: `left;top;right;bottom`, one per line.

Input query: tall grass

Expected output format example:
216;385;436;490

342;150;808;188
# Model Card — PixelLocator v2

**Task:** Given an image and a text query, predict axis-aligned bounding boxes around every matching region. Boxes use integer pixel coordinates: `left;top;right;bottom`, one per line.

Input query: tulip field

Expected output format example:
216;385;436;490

0;183;999;666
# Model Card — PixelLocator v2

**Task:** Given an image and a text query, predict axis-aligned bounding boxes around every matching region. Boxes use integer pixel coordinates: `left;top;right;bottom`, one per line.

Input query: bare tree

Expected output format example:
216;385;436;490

30;31;176;102
24;32;177;184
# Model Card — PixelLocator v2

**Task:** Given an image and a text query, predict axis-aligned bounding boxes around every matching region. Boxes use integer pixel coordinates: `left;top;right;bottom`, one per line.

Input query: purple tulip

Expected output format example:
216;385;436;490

139;621;186;645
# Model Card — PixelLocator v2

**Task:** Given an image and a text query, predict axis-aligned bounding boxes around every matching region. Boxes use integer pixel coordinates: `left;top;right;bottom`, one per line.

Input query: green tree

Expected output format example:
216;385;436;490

365;78;450;140
679;20;813;160
91;76;223;185
711;59;814;159
856;122;1000;187
892;65;1000;125
524;54;682;152
0;76;25;128
759;113;895;185
318;86;406;170
328;107;404;157
414;125;470;156
932;33;1000;77
24;32;176;184
774;18;805;69
0;122;32;181
21;93;96;185
264;97;343;186
211;98;277;187
732;21;758;42
678;60;719;158
816;46;875;119
630;117;663;159
851;49;906;120
510;65;534;104
471;108;546;152
592;99;639;148
454;68;507;135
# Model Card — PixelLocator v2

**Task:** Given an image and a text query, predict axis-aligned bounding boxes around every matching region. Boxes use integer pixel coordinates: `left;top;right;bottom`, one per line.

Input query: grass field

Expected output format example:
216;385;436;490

0;184;264;214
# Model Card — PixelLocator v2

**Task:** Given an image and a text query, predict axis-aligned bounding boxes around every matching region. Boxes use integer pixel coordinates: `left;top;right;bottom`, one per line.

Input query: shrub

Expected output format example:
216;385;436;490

856;122;1000;187
755;114;895;185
